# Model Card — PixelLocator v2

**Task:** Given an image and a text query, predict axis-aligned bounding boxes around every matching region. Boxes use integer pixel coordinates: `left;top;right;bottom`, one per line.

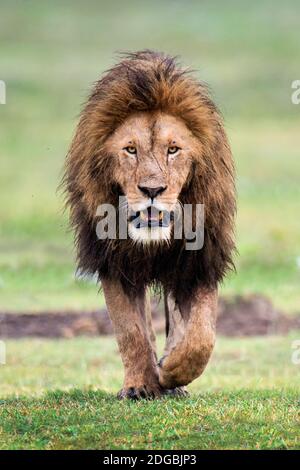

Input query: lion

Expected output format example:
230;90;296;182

63;50;235;399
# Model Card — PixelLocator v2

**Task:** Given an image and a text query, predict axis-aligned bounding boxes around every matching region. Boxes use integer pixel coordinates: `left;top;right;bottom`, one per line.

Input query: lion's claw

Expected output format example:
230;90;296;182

117;385;160;400
117;385;189;400
162;386;189;398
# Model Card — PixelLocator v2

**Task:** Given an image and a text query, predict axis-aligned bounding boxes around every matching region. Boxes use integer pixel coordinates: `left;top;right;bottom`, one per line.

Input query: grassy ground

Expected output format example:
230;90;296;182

0;333;299;449
0;0;299;451
1;390;298;450
0;0;300;312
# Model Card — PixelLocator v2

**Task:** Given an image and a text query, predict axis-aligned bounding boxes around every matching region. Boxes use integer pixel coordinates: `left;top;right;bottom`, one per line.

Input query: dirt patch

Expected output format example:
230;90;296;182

0;294;299;339
217;295;300;336
0;310;110;339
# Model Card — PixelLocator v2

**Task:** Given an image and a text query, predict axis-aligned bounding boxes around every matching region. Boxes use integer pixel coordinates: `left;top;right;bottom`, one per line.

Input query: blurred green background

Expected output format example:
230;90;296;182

0;0;300;312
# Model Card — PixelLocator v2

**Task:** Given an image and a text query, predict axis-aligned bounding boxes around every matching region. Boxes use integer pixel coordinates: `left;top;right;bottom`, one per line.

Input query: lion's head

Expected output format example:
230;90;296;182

104;111;199;243
63;50;235;300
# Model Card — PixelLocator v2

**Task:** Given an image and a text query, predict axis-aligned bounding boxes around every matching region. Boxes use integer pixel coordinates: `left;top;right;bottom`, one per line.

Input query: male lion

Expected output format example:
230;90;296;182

63;50;235;399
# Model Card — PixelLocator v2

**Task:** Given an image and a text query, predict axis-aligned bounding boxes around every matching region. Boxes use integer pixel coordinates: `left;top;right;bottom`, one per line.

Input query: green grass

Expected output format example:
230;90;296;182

0;0;299;451
0;0;300;311
0;334;299;449
1;390;299;450
1;334;300;396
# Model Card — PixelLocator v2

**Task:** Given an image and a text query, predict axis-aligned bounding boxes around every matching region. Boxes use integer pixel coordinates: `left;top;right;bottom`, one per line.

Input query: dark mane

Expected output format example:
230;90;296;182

62;50;236;302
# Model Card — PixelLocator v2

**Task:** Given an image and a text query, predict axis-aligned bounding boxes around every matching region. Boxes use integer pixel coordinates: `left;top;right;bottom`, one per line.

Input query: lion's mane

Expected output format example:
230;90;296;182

63;50;236;303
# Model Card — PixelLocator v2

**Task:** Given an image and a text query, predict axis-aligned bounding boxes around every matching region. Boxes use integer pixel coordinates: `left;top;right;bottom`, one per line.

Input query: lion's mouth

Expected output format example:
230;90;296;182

129;207;173;228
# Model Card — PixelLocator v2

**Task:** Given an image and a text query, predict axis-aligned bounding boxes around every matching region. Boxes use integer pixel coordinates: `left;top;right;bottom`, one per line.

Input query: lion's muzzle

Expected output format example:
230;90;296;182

129;206;174;228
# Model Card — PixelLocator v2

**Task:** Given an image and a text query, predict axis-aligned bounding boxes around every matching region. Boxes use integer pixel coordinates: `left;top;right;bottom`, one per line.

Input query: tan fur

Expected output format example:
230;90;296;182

159;287;218;388
105;112;197;214
102;278;161;398
62;51;236;398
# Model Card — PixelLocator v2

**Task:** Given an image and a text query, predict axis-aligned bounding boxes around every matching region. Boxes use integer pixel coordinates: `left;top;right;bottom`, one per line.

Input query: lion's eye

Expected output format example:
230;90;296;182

168;146;180;155
124;146;137;155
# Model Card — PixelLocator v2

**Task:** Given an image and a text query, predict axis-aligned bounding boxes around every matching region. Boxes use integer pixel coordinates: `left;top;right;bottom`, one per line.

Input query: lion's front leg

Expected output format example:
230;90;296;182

158;287;217;389
101;279;161;399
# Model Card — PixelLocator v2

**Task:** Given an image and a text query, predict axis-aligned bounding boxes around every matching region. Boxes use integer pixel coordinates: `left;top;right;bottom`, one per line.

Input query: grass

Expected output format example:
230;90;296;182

0;333;299;449
0;0;300;311
1;334;300;396
0;0;300;451
1;390;299;450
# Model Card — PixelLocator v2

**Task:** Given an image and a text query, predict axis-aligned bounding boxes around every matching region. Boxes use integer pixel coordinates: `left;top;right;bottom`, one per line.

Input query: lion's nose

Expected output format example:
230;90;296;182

138;185;167;200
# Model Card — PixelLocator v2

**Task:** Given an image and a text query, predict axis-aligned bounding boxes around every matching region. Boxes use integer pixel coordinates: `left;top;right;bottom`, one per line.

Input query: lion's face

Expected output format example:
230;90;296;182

105;111;198;243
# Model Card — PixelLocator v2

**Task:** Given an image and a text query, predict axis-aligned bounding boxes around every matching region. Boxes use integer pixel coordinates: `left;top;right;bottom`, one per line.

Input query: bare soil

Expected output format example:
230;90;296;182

0;294;299;338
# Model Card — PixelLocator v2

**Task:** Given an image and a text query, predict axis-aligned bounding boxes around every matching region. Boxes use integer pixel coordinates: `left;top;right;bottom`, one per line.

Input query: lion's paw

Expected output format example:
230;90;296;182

117;385;161;400
162;386;189;398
